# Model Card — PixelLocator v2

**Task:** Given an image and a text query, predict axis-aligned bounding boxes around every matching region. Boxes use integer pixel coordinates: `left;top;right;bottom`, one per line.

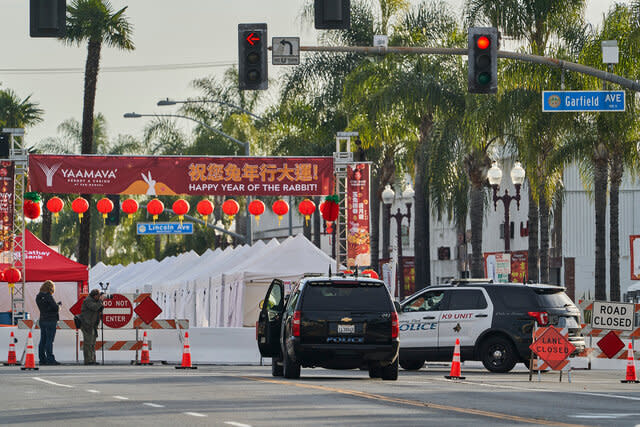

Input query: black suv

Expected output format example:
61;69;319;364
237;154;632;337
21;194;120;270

398;280;585;373
256;276;400;380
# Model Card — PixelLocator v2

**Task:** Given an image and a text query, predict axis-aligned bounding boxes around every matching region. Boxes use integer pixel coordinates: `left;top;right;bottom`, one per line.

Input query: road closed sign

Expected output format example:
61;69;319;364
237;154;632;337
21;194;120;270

102;294;134;329
591;301;634;331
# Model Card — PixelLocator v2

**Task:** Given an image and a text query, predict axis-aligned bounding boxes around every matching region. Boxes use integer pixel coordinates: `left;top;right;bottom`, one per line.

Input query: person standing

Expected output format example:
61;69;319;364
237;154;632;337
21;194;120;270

80;289;104;365
35;280;60;365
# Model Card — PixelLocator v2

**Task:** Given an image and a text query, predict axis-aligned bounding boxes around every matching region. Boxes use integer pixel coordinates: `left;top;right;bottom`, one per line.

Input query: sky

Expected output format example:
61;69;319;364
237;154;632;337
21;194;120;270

0;0;618;147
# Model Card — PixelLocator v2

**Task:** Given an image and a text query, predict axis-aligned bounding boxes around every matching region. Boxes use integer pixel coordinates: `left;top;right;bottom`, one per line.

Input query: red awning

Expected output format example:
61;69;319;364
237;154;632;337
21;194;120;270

0;230;88;282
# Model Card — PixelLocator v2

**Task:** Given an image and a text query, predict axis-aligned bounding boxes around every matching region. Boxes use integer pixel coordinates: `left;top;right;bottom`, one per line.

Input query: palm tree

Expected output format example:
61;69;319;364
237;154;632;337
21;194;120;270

466;0;587;283
0;89;44;129
62;0;134;266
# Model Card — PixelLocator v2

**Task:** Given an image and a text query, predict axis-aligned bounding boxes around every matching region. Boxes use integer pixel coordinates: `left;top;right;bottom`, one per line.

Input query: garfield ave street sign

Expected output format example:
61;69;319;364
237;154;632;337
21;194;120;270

542;90;625;112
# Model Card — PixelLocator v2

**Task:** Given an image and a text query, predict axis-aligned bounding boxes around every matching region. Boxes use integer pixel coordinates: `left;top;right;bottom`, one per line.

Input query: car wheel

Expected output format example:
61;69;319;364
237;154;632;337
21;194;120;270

283;349;301;379
368;366;381;378
400;359;424;371
381;358;399;381
271;355;283;377
481;336;517;373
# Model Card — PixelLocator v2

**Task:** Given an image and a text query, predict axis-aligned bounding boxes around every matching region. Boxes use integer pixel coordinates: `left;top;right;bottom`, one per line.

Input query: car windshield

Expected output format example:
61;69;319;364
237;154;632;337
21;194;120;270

301;282;392;311
536;290;574;308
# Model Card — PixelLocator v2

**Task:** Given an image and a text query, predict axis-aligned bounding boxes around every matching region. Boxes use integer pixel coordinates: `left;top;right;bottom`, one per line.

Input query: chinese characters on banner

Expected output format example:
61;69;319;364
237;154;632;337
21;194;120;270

510;251;528;283
631;235;640;280
29;155;334;196
346;163;371;267
0;161;14;255
402;256;416;297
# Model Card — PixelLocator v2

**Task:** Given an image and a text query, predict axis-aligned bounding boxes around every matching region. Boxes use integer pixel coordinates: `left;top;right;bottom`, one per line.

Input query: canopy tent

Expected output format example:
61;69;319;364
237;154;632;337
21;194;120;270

0;230;88;320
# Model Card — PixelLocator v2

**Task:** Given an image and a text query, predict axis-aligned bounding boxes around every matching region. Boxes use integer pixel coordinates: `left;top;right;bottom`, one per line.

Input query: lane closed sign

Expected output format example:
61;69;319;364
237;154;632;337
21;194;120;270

591;301;634;331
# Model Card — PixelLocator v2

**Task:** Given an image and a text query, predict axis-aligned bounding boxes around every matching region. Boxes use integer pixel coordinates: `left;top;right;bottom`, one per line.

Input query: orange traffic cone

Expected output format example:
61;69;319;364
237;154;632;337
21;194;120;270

445;338;465;380
621;342;639;383
175;331;197;370
20;331;39;371
137;331;152;366
4;331;17;365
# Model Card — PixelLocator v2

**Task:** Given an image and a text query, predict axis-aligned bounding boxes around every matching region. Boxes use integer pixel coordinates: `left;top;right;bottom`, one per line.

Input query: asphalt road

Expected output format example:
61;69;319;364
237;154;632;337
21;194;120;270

1;363;639;426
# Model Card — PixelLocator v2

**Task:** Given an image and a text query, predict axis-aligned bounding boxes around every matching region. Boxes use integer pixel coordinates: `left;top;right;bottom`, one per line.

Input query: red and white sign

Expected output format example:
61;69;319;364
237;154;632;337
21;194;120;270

134;295;162;324
102;294;134;329
29;154;334;196
529;325;576;370
346;163;371;267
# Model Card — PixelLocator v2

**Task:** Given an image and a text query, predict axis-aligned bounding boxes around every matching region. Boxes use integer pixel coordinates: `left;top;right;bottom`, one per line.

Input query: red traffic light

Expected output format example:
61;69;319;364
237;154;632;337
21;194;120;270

476;36;490;50
246;32;260;46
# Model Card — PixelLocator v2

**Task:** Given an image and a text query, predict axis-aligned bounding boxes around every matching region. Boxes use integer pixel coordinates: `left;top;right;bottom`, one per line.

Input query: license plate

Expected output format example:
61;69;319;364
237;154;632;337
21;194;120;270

338;324;355;334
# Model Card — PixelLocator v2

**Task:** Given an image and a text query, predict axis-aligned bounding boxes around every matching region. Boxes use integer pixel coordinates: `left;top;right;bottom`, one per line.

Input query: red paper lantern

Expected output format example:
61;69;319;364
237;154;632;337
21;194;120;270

248;200;265;225
23;200;41;220
196;199;214;224
298;199;316;226
96;197;114;223
4;267;21;288
172;199;190;223
362;269;379;279
320;199;339;222
46;197;64;222
71;197;89;222
272;199;289;226
222;199;240;220
146;199;164;222
121;198;139;220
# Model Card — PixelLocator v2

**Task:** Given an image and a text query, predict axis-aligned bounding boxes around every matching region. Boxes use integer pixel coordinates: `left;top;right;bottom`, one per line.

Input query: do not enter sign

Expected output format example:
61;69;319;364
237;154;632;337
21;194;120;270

102;294;134;328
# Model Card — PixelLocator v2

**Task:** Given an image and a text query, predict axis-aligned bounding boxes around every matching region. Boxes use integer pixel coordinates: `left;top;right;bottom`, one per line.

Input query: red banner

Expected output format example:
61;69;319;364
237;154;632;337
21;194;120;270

0;161;14;253
346;163;370;267
29;155;334;196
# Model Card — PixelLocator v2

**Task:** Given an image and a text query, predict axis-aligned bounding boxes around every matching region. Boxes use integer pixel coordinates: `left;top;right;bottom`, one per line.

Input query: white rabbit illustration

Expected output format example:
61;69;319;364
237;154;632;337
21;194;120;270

141;171;156;195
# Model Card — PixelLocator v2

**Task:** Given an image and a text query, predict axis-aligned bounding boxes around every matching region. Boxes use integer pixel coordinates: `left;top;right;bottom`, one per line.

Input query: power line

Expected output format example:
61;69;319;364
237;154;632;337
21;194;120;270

0;61;236;75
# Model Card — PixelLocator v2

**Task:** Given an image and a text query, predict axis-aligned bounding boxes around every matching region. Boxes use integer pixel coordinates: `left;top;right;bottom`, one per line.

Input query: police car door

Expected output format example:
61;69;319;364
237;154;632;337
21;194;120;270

438;288;492;350
257;279;284;357
399;289;448;349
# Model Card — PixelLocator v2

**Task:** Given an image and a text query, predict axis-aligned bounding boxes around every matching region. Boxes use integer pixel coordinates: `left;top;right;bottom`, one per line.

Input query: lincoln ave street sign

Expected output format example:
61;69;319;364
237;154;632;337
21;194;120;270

137;222;194;235
542;90;625;112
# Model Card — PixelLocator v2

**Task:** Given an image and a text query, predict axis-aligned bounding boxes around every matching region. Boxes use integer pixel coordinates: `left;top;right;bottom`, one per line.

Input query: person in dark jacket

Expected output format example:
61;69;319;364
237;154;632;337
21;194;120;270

35;280;60;365
80;289;104;365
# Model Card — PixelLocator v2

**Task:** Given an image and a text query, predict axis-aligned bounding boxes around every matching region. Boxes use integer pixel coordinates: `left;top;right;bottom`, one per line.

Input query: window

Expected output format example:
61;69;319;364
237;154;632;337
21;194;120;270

448;289;487;310
301;282;392;311
403;290;445;312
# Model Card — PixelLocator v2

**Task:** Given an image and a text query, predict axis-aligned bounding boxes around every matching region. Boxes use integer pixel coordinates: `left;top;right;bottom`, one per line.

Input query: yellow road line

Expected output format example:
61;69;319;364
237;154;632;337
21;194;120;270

241;376;586;427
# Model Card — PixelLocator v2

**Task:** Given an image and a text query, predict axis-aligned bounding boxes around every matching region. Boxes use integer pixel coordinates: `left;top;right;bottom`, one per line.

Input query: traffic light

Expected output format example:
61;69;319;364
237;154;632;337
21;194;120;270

314;0;350;30
238;23;268;91
0;133;9;159
30;0;66;38
105;194;120;226
468;27;498;94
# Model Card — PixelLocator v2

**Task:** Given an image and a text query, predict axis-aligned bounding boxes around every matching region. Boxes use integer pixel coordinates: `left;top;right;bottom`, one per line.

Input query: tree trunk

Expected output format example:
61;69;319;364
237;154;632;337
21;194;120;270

154;235;162;260
78;40;102;267
313;196;321;248
41;194;52;245
609;155;622;301
594;143;608;301
414;115;433;289
470;185;484;278
539;183;549;283
527;182;539;283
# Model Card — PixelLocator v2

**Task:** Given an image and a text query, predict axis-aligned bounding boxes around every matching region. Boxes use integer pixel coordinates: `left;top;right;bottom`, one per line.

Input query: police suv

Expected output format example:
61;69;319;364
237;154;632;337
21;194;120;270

256;275;400;380
398;279;585;373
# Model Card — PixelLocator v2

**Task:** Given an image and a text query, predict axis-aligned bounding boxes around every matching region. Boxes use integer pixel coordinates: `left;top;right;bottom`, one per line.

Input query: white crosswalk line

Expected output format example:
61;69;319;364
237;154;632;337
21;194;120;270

183;412;206;417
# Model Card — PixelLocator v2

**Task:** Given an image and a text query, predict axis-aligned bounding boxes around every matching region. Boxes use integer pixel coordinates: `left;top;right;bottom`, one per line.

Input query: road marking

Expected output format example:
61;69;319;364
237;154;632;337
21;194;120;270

113;395;129;400
33;377;74;388
242;376;586;427
86;389;100;394
224;422;252;427
570;413;640;419
144;403;165;408
183;412;207;417
573;391;640;402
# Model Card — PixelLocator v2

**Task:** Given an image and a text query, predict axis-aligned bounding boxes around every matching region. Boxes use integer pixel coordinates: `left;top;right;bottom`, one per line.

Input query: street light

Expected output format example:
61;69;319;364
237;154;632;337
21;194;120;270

487;161;526;252
382;183;413;299
124;111;252;244
157;98;263;121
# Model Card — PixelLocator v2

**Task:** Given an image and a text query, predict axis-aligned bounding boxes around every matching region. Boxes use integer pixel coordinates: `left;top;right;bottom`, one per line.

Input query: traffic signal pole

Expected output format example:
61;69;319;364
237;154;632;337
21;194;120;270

294;45;640;92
